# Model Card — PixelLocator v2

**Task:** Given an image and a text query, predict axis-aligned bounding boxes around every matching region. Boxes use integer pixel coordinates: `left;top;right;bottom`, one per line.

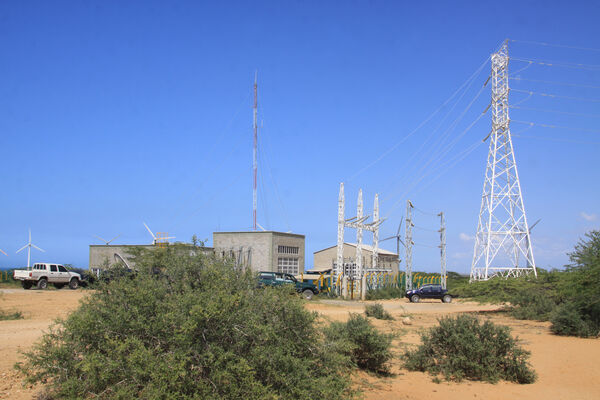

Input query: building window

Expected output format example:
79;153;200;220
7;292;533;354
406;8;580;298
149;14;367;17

278;245;299;255
278;257;299;274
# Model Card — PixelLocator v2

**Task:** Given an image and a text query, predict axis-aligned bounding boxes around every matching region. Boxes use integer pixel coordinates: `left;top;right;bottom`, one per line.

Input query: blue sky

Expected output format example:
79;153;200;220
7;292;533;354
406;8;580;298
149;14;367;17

1;1;599;273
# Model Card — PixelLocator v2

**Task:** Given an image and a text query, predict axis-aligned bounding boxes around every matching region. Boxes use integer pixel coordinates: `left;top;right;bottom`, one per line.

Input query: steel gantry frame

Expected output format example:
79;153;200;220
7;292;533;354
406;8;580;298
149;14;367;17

470;42;537;281
336;183;384;299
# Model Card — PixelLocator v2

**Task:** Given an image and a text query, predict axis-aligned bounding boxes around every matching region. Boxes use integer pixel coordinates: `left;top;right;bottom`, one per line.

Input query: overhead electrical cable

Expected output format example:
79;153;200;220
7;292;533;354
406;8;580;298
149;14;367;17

511;120;600;134
382;69;489;196
510;89;600;103
508;39;600;53
510;57;600;71
382;75;490;203
346;56;490;182
509;105;600;118
512;135;600;145
510;77;600;90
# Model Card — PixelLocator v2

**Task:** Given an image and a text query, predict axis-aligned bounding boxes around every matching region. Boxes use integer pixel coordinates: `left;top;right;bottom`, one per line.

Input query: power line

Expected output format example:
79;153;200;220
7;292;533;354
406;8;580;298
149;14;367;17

509;105;600;118
510;57;600;71
346;56;490;182
510;77;600;90
511;119;600;134
511;89;600;103
512;134;600;145
381;73;489;202
508;39;600;53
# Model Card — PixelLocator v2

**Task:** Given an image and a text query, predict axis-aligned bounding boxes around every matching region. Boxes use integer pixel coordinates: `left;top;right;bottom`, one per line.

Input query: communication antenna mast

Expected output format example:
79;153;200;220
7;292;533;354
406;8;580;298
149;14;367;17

253;71;258;231
471;41;536;281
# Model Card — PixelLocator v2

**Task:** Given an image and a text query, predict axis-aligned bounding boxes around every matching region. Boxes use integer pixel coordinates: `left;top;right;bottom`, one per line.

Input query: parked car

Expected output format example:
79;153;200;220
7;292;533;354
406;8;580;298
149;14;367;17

405;284;452;303
258;271;320;300
13;263;81;290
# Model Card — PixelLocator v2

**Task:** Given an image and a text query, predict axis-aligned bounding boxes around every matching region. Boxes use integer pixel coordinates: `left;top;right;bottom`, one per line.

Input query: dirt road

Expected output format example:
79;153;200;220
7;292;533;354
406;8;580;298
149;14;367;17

1;290;599;399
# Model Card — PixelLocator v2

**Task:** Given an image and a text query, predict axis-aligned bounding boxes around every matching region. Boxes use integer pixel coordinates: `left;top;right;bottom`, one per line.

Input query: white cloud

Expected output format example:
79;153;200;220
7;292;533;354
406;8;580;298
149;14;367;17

580;212;597;222
459;233;474;242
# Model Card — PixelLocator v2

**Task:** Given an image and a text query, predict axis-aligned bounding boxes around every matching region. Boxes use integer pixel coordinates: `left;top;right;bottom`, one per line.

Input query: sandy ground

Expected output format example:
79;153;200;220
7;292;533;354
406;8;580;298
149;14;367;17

1;289;599;399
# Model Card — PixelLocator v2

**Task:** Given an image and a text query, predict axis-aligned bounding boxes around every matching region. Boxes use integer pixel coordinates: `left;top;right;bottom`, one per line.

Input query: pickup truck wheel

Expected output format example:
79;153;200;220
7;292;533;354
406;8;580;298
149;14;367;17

37;278;48;290
53;283;65;289
22;281;33;290
302;289;314;300
442;295;452;303
69;278;79;290
411;294;420;303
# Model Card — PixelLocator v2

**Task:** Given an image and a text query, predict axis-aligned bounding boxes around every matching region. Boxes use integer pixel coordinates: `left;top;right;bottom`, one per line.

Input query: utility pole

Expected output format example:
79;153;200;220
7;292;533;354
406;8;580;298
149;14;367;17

439;212;447;289
253;71;258;231
405;200;414;290
337;182;345;295
471;41;536;281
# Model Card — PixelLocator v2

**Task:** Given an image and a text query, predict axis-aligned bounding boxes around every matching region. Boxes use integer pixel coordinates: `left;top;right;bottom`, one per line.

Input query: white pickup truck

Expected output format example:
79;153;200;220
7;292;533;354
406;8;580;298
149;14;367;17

13;263;81;290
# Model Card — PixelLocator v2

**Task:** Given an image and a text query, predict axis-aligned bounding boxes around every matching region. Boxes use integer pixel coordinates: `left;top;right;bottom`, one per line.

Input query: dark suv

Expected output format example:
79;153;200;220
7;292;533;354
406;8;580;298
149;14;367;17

258;271;320;300
405;284;452;303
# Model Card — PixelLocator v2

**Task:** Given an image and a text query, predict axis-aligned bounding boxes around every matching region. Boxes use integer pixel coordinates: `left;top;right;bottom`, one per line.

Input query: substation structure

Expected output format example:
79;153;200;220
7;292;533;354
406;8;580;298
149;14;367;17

335;183;385;300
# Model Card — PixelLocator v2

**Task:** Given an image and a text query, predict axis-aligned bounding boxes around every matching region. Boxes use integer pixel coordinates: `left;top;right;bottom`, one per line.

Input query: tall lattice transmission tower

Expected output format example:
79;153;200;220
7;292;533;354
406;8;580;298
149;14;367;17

470;42;537;281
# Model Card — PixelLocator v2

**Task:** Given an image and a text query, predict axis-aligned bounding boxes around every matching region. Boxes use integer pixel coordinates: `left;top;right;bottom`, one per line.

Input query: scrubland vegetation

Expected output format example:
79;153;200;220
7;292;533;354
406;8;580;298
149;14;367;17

15;246;393;399
451;230;600;338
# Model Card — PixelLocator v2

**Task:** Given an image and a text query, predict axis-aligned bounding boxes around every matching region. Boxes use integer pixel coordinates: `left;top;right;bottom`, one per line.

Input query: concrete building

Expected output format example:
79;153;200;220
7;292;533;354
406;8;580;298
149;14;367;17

313;243;399;275
89;244;213;275
213;231;305;274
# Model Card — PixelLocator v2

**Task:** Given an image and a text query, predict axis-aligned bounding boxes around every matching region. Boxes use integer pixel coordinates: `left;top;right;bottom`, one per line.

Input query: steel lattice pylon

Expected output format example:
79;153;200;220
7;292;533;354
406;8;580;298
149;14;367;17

470;42;537;282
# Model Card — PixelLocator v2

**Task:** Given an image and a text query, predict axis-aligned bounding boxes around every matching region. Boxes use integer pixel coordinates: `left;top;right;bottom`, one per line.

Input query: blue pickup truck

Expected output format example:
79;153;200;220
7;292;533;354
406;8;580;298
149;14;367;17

406;284;453;303
258;271;320;300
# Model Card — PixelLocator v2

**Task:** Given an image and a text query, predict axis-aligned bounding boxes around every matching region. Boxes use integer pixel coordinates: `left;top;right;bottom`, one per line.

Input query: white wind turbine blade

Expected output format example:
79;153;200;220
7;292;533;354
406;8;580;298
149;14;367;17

107;234;121;244
256;223;267;232
94;235;109;244
0;249;7;256
16;244;28;253
31;244;45;252
143;222;156;239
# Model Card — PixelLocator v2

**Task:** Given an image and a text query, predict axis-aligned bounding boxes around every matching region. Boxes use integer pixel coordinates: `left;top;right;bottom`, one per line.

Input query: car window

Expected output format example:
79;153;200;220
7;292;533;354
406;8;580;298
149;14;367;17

58;265;67;272
259;273;273;280
50;265;57;272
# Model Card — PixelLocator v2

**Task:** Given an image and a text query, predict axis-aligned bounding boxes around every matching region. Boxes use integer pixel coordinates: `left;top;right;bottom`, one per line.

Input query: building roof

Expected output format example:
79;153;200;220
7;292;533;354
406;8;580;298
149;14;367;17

213;231;304;238
314;243;397;256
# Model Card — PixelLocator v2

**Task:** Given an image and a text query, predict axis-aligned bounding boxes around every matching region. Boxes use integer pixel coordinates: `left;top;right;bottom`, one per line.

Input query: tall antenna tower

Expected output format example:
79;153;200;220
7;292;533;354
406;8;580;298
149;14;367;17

471;42;537;281
253;71;258;231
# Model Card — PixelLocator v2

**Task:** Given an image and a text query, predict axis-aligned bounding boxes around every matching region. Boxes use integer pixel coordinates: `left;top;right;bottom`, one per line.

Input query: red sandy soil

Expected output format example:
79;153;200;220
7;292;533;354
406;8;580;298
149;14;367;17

1;289;599;399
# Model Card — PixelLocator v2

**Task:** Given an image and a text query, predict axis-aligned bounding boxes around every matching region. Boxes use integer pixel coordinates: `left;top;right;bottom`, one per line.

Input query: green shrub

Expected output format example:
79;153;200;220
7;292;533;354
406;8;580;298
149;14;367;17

364;303;393;320
550;302;594;338
510;291;557;321
324;313;393;374
403;314;536;384
16;248;355;399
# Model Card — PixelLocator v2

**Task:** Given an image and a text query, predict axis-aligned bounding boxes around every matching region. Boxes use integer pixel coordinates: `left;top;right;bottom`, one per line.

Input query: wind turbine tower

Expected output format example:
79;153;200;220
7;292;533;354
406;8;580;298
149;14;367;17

470;41;536;281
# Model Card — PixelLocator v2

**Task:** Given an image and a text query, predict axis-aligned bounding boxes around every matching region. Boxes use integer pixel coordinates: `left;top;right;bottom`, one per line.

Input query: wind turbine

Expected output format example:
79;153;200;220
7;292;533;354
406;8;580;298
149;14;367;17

143;222;175;245
94;234;121;245
16;229;45;269
0;248;7;256
381;216;404;268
